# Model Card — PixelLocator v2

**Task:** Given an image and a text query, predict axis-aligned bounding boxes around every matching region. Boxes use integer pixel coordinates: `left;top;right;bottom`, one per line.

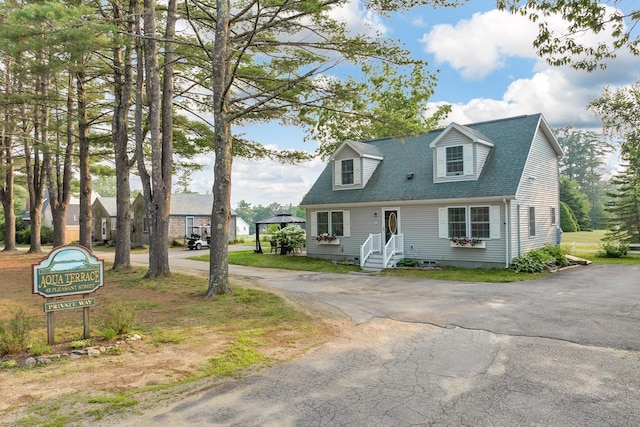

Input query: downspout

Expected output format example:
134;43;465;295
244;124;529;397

503;198;509;269
516;204;521;257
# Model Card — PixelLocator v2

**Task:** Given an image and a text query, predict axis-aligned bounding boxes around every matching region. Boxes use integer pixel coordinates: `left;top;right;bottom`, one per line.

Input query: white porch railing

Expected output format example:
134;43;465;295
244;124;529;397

360;233;404;269
383;234;404;268
360;233;382;268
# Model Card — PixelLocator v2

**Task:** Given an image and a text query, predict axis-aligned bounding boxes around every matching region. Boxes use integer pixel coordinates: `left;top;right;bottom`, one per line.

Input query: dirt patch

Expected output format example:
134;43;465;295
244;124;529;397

0;251;346;425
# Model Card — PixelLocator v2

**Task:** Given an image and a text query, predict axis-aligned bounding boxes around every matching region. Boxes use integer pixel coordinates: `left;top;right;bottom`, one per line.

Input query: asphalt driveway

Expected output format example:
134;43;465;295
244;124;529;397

107;256;640;426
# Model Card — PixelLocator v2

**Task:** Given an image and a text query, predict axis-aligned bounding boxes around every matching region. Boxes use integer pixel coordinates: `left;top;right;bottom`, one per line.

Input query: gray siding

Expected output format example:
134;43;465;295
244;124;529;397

307;203;508;268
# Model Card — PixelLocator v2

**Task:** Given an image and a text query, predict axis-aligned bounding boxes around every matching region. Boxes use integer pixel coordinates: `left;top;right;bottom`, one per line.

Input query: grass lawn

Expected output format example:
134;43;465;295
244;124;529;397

0;252;332;426
191;250;548;282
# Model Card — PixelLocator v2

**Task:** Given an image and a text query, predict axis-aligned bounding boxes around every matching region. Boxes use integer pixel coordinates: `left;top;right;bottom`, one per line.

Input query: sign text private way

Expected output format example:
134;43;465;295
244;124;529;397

32;245;104;344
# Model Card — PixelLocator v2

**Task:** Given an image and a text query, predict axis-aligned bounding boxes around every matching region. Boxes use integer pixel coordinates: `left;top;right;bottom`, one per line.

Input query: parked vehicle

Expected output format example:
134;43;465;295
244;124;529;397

186;225;211;250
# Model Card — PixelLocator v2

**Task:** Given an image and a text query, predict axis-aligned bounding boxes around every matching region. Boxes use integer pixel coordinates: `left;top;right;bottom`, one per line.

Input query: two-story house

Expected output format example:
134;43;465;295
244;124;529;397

300;114;563;270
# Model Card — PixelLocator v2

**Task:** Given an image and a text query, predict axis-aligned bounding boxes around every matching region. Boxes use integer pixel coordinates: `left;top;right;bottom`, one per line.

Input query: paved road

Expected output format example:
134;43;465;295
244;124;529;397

104;251;640;426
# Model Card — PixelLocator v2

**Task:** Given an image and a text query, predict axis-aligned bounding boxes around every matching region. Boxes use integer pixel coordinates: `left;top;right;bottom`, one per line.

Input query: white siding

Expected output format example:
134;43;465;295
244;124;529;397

433;129;477;183
513;127;560;256
476;145;491;176
362;157;381;185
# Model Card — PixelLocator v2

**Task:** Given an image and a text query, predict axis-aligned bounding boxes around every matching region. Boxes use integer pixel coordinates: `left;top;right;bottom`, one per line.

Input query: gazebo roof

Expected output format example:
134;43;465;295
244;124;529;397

255;212;306;225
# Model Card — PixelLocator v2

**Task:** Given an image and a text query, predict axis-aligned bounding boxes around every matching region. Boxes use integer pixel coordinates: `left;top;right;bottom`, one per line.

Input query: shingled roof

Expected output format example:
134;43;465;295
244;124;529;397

301;114;556;206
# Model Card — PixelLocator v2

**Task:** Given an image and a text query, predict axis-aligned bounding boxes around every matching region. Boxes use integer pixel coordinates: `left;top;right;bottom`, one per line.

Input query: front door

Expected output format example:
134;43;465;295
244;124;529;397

101;218;108;240
383;209;399;243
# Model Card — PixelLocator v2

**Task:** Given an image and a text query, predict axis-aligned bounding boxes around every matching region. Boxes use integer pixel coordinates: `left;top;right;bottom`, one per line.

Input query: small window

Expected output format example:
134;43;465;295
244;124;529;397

317;211;329;235
448;207;466;237
341;159;354;185
529;207;536;237
446;146;464;176
470;207;490;238
316;211;346;236
550;207;556;226
142;217;149;233
331;211;344;236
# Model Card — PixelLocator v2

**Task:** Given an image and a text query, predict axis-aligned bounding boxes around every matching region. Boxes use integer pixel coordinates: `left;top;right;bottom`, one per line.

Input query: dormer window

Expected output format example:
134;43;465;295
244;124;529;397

446;146;464;176
330;139;383;190
341;159;354;185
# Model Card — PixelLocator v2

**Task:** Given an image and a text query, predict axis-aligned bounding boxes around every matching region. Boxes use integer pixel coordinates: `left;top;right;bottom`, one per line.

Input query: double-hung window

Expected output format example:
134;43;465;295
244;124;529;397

470;207;490;238
446;146;464;176
341;159;354;185
445;206;492;239
317;211;329;235
315;210;348;236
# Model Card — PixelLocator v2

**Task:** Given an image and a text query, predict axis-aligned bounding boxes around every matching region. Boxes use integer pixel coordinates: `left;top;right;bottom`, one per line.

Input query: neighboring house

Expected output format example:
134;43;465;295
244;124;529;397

236;216;250;236
131;193;238;246
22;191;81;244
92;197;118;243
300;114;563;269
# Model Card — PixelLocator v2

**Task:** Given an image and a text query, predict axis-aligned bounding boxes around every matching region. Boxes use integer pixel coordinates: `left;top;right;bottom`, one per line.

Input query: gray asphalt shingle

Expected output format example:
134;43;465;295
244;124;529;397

301;114;542;206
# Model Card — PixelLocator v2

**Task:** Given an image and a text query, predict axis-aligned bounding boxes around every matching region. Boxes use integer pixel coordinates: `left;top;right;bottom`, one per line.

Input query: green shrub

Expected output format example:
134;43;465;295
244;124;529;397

397;258;420;267
0;309;33;355
560;201;579;232
510;244;569;273
40;225;54;244
100;301;137;337
599;241;628;258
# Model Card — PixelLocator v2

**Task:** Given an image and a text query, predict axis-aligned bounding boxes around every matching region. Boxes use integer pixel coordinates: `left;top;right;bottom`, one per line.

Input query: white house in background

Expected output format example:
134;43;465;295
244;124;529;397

300;114;563;270
236;216;250;236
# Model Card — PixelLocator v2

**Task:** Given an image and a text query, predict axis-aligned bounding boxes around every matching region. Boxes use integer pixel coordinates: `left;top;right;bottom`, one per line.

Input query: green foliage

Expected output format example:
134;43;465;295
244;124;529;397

29;341;51;357
555;126;613;229
271;225;306;249
70;339;95;349
498;1;640;71
510;244;569;273
397;258;420;267
0;309;33;355
100;301;137;337
205;333;268;378
560;176;591;230
150;329;186;346
599;241;629;258
560;201;578;232
604;163;640;243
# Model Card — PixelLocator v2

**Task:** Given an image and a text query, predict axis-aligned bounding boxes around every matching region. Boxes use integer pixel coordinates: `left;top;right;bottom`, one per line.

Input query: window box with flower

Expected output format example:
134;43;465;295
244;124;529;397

450;236;486;248
316;233;340;245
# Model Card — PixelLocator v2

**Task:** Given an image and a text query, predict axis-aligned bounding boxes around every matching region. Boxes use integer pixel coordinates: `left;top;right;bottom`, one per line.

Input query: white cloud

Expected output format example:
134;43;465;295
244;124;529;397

429;67;606;128
420;10;538;79
187;155;326;208
328;0;387;37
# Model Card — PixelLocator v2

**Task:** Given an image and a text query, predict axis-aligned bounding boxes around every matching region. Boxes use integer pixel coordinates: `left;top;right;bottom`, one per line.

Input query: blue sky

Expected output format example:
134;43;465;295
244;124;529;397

184;1;639;207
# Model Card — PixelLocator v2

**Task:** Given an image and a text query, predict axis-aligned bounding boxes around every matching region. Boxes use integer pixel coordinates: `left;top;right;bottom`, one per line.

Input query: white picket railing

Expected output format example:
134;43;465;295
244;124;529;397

360;233;382;268
383;234;404;268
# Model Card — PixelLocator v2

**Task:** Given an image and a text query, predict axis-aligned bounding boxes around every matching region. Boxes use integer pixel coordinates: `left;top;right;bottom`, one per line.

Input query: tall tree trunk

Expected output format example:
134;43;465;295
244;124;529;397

0;60;17;252
77;70;92;249
1;132;17;252
27;77;49;254
207;0;233;297
48;73;75;247
140;0;174;278
111;0;135;269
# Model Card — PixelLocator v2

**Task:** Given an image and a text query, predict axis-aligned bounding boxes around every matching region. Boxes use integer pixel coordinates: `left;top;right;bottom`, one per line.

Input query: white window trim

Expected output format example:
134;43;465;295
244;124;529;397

550;207;556;226
312;210;350;237
529;206;536;237
438;205;501;240
436;144;474;179
334;158;362;188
